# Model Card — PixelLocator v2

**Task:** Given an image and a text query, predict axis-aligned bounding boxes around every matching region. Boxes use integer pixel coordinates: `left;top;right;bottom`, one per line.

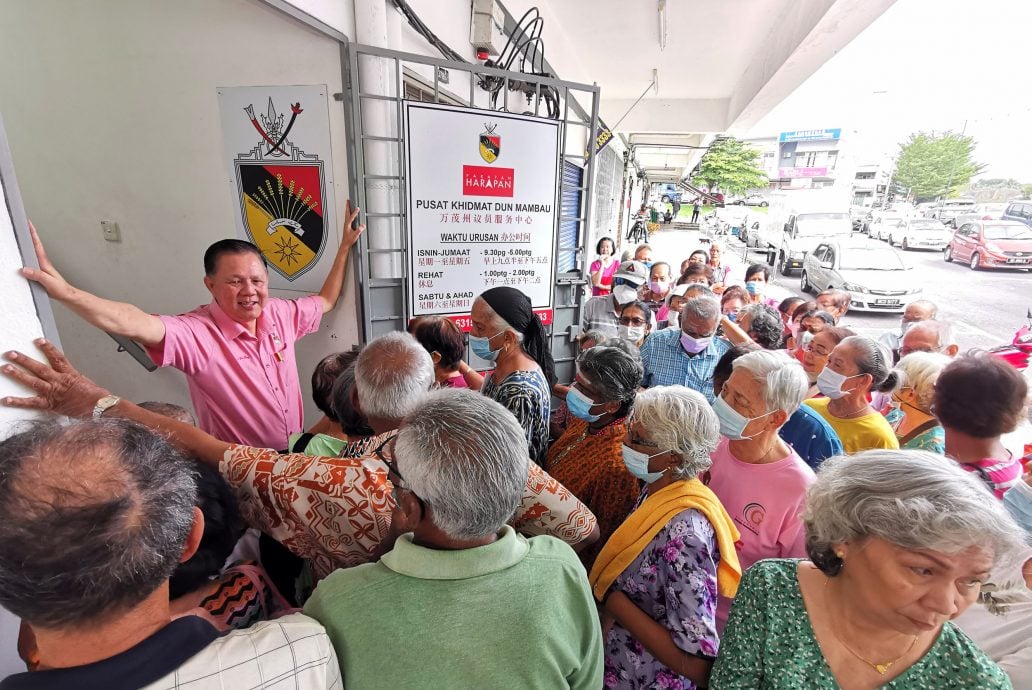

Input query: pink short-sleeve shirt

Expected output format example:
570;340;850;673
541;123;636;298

146;296;323;449
704;436;816;630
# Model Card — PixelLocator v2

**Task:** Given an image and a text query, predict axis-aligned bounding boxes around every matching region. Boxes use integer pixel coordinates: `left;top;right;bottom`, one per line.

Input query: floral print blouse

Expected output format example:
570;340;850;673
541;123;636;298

482;369;551;466
603;499;720;690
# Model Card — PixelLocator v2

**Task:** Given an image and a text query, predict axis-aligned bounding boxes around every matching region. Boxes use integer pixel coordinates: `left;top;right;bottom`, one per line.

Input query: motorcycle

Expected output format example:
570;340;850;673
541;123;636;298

989;309;1032;371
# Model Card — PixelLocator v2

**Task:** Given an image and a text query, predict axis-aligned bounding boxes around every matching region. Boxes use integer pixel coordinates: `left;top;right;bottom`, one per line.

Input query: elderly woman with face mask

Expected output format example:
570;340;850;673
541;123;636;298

469;286;556;465
589;386;742;690
547;343;644;568
711;450;1025;689
804;336;900;453
885;351;951;453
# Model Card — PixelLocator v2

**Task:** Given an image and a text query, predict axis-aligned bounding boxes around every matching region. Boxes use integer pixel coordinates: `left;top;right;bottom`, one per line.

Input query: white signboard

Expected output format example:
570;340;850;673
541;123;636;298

404;103;560;329
217;85;338;293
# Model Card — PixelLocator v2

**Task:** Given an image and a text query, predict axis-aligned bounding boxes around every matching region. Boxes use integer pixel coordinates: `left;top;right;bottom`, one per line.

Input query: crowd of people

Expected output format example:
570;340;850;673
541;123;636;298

0;218;1030;689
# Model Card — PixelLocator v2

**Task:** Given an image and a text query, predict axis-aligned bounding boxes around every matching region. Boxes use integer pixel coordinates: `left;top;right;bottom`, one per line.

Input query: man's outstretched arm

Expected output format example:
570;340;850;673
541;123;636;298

317;201;366;313
21;223;166;347
2;339;229;465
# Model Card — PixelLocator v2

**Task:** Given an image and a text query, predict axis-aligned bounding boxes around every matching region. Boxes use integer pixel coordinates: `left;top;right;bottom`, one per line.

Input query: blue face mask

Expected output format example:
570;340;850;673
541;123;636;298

1003;481;1032;534
566;387;603;422
621;443;668;483
713;395;775;441
469;331;503;361
745;281;764;296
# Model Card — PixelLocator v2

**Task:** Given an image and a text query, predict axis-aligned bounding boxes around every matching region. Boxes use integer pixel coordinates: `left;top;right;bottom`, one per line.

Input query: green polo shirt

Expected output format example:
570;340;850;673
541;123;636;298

303;526;603;689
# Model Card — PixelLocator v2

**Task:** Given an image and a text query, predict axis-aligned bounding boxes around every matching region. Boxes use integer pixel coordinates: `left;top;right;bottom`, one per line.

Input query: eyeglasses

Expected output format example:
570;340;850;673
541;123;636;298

374;434;426;512
803;344;832;357
618;316;648;326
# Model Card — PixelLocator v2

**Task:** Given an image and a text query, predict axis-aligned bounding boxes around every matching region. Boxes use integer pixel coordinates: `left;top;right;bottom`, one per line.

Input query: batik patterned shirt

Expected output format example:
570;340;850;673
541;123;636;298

220;441;598;579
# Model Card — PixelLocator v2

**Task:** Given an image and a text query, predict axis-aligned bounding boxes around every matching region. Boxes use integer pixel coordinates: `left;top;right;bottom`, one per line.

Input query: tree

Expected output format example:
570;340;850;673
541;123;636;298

691;137;767;195
893;131;986;203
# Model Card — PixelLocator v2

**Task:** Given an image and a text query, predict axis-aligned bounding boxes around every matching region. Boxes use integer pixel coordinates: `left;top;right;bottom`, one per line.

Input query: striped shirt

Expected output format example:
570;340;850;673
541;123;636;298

961;455;1023;500
639;328;730;403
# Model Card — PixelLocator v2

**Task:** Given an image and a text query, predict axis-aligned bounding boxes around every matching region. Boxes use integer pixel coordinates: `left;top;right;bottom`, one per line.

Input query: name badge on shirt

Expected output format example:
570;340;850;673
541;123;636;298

271;333;284;362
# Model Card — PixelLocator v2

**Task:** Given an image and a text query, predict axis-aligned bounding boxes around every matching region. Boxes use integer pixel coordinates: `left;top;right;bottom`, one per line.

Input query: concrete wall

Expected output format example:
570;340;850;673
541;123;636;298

0;0;355;426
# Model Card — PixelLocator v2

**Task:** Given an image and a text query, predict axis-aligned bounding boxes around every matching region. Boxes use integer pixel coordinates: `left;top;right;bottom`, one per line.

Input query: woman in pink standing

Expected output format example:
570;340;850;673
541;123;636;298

590;236;620;296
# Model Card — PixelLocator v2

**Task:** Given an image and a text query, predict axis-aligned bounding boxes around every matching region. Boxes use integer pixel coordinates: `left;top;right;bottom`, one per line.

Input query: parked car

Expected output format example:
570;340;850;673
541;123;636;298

868;212;905;241
768;211;853;276
800;238;921;313
944;220;1032;271
741;194;768;207
930;198;977;227
849;205;869;232
1002;200;1032;228
954;202;1010;228
889;218;951;251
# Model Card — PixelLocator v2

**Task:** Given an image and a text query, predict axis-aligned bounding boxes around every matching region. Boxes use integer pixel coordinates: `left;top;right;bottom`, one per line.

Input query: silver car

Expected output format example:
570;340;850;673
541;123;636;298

801;238;921;313
889;218;951;251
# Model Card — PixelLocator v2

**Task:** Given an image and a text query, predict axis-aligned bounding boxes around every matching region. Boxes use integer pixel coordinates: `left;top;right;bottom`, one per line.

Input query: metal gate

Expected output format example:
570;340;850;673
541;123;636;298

341;42;600;383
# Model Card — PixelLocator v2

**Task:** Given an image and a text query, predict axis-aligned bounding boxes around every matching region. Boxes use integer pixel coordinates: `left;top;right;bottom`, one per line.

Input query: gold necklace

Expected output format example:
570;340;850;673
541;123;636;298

824;578;919;675
832;629;918;675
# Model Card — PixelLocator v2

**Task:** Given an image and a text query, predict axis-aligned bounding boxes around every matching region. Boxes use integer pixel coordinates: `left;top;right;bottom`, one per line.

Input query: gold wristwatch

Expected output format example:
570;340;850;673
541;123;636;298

92;395;122;419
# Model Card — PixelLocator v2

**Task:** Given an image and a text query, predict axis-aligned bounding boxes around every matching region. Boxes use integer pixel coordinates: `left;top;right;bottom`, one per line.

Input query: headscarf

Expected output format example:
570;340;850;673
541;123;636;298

479;287;556;387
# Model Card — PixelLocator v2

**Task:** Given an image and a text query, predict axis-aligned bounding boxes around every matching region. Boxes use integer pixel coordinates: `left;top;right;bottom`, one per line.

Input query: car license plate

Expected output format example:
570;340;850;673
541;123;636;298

874;299;900;306
1006;258;1029;264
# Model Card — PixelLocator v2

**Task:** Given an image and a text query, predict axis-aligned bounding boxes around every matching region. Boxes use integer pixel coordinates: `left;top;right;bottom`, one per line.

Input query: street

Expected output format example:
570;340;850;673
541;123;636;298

644;225;1031;350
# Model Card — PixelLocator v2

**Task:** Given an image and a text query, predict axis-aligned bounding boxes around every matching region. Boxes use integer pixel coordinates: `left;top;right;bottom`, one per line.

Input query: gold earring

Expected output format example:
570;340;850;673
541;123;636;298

835;551;844;559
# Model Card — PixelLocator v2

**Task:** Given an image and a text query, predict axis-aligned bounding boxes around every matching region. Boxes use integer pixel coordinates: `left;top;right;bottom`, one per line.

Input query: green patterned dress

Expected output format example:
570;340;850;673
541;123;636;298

710;559;1011;689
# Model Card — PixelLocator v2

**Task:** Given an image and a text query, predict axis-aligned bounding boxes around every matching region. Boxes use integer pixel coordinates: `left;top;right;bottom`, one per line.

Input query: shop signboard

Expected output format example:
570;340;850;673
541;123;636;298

404;102;560;330
778;128;841;143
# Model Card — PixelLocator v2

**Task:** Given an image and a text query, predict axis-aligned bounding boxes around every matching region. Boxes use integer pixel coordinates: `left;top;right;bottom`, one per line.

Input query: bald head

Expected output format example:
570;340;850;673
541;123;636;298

901;320;958;358
0;419;197;628
903;300;938;324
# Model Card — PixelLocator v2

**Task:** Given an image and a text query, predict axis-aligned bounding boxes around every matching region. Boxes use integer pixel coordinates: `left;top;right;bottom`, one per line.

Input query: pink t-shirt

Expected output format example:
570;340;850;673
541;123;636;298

146;296;323;450
590;258;620;296
704;436;816;629
961;455;1023;499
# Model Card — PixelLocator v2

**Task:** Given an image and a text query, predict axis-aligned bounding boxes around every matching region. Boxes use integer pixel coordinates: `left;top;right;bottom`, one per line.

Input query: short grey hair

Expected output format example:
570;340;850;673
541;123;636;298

630;386;720;480
577;328;608;348
839;335;899;394
893;351;952;412
396;389;528;539
681;295;721;324
0;419;197;627
909;320;957;349
739;303;784;350
682;284;715;300
577;344;644;412
731;350;808;421
804;450;1028;576
354;332;434;420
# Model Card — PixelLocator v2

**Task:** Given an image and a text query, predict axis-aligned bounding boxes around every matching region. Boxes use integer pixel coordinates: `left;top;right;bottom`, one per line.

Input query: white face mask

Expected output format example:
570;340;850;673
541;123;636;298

613;285;639;305
619;324;646;342
816;367;862;399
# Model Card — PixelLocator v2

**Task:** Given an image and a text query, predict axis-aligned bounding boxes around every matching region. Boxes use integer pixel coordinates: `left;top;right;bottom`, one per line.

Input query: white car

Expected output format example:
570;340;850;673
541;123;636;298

869;213;905;241
889;218;951;251
800;238;921;313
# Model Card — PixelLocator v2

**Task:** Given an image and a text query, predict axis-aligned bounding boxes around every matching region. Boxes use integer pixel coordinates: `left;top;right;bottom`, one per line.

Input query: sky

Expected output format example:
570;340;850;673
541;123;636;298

749;0;1032;182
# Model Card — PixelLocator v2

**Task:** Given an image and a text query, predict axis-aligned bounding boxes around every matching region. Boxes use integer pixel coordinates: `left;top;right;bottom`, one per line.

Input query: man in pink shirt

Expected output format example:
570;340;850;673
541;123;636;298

20;204;364;449
706;349;816;630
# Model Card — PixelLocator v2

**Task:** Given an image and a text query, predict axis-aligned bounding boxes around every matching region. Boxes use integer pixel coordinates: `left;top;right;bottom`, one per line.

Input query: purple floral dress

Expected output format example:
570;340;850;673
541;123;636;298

603;502;720;690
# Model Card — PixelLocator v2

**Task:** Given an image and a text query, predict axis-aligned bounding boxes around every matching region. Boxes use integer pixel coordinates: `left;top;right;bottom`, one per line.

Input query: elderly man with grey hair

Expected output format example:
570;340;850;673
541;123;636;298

879;299;939;358
1;336;598;584
707;349;816;631
713;449;1025;688
640;294;731;403
304;389;603;688
0;419;340;689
